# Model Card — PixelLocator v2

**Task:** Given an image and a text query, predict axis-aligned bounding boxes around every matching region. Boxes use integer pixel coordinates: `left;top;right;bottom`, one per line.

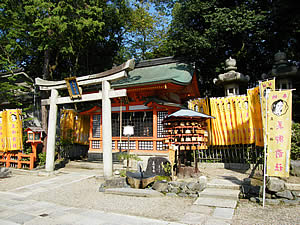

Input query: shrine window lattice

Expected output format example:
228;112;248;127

92;115;101;138
118;141;136;150
112;111;153;137
91;140;100;149
157;111;168;138
156;141;168;151
139;141;153;150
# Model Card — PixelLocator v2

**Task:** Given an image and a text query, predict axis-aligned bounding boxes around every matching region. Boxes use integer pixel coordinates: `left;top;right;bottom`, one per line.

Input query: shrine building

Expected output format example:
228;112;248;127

80;57;200;160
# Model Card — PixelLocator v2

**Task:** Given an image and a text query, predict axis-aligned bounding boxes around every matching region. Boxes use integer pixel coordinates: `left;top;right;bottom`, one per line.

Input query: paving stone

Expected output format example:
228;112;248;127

180;212;207;225
200;188;240;200
205;218;231;225
194;196;237;208
213;207;234;220
189;205;214;215
0;209;19;219
207;179;241;190
6;212;36;224
0;219;21;225
105;188;164;197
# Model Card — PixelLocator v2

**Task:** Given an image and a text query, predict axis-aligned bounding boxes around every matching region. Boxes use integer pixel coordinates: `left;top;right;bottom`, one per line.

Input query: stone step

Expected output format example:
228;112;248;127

199;188;240;200
104;188;164;197
65;161;123;170
194;196;237;208
207;178;241;190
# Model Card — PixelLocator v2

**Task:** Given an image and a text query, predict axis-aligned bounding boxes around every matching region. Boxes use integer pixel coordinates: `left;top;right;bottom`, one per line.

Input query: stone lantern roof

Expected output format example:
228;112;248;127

213;57;250;85
270;51;299;79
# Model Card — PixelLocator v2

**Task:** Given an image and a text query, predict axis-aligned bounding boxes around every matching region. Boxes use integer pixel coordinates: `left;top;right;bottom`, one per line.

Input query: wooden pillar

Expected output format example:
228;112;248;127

45;89;58;172
102;81;113;177
153;107;158;151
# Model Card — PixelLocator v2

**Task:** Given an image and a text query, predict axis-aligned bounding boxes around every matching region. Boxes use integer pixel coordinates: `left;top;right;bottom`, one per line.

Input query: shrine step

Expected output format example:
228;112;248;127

104;188;164;197
207;178;241;190
199;188;240;200
194;196;237;209
65;160;124;170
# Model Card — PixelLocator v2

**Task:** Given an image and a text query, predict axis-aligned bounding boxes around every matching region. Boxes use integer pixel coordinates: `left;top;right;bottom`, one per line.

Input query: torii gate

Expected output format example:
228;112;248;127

35;59;135;177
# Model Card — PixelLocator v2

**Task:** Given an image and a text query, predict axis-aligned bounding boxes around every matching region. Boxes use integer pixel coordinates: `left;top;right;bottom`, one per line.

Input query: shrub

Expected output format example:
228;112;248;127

291;123;300;160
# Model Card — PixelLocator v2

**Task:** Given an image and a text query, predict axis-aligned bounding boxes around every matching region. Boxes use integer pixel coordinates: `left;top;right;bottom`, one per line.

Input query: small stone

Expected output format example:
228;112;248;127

265;199;281;205
281;199;300;206
169;187;180;193
152;181;168;192
189;194;198;198
292;191;300;198
267;177;285;192
250;197;260;203
187;182;195;190
166;193;177;197
178;193;188;197
168;181;181;188
275;190;294;200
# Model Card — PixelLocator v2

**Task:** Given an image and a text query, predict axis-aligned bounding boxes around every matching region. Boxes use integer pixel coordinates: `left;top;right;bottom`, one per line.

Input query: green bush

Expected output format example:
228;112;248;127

38;152;47;166
291;123;300;160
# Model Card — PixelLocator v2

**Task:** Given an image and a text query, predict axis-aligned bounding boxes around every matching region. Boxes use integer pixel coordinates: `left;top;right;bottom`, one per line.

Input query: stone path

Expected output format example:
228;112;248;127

0;192;184;225
0;164;244;225
4;172;94;198
179;178;241;225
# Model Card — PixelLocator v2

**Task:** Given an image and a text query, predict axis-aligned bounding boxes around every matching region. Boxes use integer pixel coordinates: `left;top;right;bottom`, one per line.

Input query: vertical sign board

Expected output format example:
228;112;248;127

267;90;292;177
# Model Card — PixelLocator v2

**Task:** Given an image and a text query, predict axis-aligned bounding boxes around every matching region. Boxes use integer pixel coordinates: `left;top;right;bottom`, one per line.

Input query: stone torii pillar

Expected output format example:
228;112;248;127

35;59;135;177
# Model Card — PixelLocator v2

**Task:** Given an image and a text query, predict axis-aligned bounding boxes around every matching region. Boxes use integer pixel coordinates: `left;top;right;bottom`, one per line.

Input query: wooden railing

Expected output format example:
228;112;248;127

0;151;35;170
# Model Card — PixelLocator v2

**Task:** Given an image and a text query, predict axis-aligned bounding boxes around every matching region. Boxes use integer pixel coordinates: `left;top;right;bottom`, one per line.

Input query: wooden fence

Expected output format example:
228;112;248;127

198;144;264;165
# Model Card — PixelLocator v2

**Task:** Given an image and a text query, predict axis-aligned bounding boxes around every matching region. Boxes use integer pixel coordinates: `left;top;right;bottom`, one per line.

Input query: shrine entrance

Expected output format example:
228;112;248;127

35;59;134;177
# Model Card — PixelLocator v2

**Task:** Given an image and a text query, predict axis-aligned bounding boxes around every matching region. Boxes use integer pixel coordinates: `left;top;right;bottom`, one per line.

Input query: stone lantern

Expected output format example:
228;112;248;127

262;51;300;89
213;57;250;96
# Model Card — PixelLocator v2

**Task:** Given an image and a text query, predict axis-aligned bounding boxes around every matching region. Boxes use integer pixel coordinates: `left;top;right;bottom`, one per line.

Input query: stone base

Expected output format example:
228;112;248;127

88;151;121;162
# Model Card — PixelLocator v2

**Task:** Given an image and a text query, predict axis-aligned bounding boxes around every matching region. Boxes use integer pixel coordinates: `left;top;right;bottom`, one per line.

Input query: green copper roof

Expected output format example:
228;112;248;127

111;59;194;88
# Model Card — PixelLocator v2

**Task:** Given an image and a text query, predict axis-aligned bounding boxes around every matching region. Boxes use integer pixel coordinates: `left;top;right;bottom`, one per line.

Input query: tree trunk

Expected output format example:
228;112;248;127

43;49;50;80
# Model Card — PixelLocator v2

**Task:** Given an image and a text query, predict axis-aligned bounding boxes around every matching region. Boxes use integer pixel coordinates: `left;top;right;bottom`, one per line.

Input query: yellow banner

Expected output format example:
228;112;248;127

0;111;7;151
189;95;260;146
267;90;292;177
259;79;275;130
247;87;264;146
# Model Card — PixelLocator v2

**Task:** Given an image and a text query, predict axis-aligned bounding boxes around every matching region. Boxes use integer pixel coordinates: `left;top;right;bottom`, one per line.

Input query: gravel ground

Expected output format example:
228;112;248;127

30;176;195;222
0;172;51;191
232;200;300;225
1;167;299;224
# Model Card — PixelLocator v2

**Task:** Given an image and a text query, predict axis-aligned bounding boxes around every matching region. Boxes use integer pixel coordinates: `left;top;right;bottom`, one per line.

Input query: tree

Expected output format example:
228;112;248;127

166;0;300;96
0;0;131;81
119;0;170;61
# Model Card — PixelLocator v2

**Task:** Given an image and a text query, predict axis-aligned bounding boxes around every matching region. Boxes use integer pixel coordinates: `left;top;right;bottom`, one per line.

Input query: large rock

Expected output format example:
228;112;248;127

275;190;294;200
152;181;168;192
267;177;285;192
0;167;11;178
290;160;300;177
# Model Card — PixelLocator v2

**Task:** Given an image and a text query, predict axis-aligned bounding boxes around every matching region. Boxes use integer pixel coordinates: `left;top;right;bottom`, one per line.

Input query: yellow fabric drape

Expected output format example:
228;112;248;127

267;90;292;177
247;87;264;146
0;111;7;151
188;93;265;146
4;109;23;151
60;109;89;145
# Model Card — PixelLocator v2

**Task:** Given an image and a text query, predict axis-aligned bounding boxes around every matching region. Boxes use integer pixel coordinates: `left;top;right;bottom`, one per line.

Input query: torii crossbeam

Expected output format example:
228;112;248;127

35;59;135;177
